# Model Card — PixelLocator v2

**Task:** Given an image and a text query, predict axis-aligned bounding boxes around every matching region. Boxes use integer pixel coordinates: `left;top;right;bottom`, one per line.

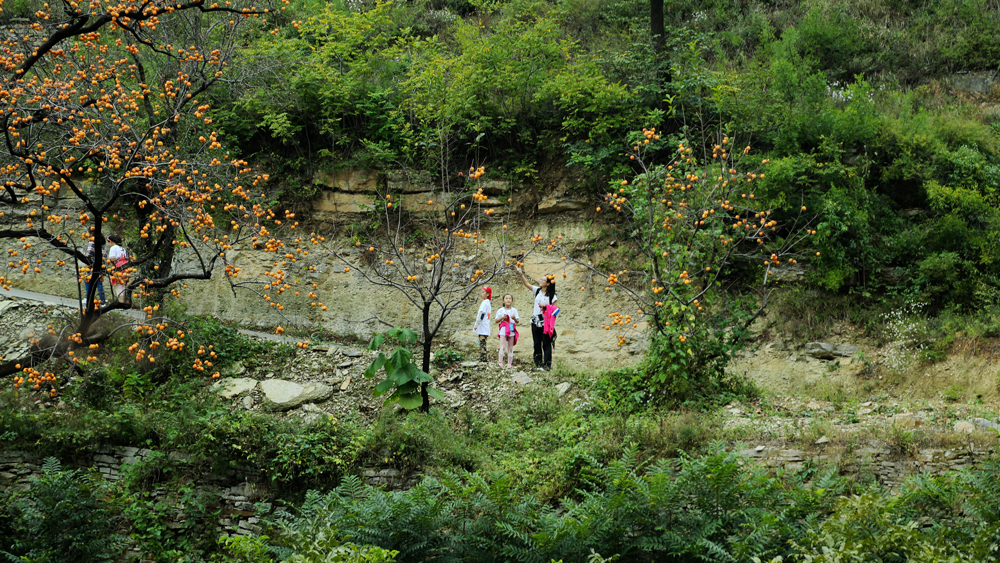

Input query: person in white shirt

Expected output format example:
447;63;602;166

107;234;128;301
515;267;558;371
472;286;492;362
496;294;519;369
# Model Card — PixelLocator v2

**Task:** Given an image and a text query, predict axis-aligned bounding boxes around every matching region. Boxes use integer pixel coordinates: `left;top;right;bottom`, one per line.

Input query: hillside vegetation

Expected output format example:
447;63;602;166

209;0;1000;317
3;0;1000;561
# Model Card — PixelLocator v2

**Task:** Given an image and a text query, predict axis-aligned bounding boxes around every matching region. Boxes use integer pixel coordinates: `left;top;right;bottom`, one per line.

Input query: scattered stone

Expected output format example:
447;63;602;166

460;361;480;368
443;390;465;409
311;345;330;353
755;445;766;452
0;301;20;315
340;377;352;391
242;396;254;410
511;372;533;385
337;361;354;369
260;379;334;411
804;342;836;360
805;401;821;410
212;378;258;399
299;403;324;424
555;382;572;396
889;412;922;428
815;436;830;445
954;421;975;434
343;349;363;358
971;418;1000;432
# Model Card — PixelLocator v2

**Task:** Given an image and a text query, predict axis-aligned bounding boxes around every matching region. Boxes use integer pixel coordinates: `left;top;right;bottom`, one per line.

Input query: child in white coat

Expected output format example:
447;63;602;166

472;287;492;362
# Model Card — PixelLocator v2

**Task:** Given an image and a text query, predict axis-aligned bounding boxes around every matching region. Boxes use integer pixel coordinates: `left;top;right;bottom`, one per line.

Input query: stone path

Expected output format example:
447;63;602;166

0;286;303;345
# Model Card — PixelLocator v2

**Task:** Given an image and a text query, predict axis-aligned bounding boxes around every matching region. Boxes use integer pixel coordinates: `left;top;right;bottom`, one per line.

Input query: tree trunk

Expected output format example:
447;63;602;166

421;304;432;413
651;0;672;86
651;0;664;53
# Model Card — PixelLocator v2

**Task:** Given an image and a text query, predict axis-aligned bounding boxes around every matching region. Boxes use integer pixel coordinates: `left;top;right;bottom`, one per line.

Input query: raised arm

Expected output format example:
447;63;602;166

514;266;533;291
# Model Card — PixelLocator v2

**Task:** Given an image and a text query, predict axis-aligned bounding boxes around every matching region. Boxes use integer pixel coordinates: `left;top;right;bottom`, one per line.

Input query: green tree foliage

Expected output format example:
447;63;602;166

225;0;635;179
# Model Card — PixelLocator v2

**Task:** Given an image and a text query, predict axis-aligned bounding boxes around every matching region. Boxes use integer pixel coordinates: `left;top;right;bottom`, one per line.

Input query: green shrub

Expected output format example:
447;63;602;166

432;347;464;367
0;458;124;562
592;316;758;411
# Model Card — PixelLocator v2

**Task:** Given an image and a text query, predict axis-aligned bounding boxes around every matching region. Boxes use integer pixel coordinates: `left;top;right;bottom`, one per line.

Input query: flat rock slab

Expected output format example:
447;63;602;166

260;379;334;411
512;372;533;385
555;382;572;396
213;378;258;399
343;349;364;358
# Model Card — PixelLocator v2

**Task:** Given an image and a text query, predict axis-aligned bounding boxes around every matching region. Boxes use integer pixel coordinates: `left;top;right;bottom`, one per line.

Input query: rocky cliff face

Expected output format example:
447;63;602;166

3;170;638;371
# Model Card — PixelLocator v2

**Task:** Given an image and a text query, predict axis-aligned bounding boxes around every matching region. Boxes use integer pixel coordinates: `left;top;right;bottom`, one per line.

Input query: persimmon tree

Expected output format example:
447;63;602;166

335;167;537;412
565;127;816;403
0;0;311;389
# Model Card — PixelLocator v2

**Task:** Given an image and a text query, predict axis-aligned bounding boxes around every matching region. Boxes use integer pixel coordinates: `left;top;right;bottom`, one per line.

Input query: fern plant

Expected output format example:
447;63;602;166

1;457;124;563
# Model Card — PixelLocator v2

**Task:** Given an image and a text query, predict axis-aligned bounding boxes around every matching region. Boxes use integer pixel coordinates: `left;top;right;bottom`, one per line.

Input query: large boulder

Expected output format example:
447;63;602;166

212;377;258;399
804;342;836;360
834;344;859;357
260;379;334;411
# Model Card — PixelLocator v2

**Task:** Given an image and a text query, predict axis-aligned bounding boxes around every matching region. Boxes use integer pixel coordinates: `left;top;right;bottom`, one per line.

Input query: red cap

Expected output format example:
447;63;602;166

483;286;492;299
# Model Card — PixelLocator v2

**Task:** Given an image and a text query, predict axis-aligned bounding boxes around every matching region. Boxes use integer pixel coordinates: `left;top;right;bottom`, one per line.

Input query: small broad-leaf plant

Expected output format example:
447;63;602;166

363;327;445;412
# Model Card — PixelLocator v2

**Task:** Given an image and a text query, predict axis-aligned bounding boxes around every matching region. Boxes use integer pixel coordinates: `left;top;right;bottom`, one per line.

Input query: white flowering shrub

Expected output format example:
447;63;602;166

880;302;926;373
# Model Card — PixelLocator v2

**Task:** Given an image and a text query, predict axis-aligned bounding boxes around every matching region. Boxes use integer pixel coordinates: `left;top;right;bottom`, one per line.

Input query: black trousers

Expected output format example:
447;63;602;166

531;323;553;368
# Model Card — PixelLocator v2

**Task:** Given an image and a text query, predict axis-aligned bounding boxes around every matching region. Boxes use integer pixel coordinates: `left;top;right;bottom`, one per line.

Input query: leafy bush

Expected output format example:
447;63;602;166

432;347;464;367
